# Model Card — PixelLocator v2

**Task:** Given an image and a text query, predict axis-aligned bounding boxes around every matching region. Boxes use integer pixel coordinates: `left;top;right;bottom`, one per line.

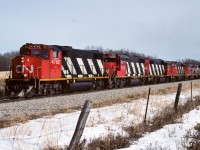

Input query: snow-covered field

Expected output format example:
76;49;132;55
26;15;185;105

121;106;200;150
0;89;199;150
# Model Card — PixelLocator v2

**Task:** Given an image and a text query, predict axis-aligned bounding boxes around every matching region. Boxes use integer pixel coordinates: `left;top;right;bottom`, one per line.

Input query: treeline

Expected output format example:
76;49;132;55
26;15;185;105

0;51;19;71
0;47;200;71
85;45;200;64
85;46;154;59
181;58;200;65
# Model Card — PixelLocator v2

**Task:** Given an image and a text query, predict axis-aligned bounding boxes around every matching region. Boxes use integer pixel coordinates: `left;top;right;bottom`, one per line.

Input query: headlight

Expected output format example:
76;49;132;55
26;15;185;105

21;57;24;63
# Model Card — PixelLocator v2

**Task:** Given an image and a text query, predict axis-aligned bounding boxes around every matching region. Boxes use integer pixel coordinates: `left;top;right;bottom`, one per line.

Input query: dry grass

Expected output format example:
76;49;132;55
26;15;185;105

0;71;8;79
0;107;80;129
0;71;7;92
93;97;132;108
125;96;200;140
61;134;130;150
152;86;177;95
185;123;200;149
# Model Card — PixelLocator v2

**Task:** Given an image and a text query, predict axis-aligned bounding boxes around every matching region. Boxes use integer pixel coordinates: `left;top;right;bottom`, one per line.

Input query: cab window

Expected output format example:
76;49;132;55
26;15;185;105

104;58;115;62
41;49;49;57
53;51;59;58
32;49;40;55
20;49;30;55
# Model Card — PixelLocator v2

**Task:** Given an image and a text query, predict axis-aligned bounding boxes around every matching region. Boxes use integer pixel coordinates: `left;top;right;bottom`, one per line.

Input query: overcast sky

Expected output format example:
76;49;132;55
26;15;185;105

1;0;200;61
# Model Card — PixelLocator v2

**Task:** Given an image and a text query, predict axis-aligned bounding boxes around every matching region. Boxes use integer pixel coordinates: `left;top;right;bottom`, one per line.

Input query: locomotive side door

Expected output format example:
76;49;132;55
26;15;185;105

116;56;127;76
50;50;62;78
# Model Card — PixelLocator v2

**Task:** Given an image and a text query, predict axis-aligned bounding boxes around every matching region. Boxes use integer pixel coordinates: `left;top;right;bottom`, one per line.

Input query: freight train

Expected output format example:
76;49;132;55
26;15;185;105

5;43;200;97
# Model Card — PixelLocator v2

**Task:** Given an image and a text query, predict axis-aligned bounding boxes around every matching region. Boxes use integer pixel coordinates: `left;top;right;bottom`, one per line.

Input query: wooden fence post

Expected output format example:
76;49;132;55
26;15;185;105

144;87;151;124
174;83;182;113
67;100;92;150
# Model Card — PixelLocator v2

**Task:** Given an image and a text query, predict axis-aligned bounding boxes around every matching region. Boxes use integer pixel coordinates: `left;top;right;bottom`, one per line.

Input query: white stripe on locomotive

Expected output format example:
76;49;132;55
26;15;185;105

162;65;165;74
76;58;88;75
141;63;145;75
97;59;104;75
131;62;136;76
159;65;163;75
126;62;131;76
149;64;152;75
87;59;97;74
136;63;141;76
64;57;77;75
151;64;155;75
181;66;184;74
178;66;180;74
156;64;160;75
61;66;67;77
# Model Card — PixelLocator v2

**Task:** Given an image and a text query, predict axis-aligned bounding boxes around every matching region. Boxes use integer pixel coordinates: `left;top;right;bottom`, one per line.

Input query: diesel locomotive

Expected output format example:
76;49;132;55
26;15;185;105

5;43;200;97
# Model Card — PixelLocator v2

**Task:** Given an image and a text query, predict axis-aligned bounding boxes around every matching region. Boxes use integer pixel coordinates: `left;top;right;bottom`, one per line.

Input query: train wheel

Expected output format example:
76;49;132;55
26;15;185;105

120;79;126;88
108;83;114;89
96;80;104;90
90;83;97;91
113;79;120;88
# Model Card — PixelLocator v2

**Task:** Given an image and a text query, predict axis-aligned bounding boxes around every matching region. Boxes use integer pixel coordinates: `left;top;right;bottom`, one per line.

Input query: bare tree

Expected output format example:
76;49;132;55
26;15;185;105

0;51;18;71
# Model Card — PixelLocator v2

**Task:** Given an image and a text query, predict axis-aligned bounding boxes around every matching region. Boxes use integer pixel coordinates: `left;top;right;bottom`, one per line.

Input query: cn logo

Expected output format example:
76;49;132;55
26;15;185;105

16;65;34;73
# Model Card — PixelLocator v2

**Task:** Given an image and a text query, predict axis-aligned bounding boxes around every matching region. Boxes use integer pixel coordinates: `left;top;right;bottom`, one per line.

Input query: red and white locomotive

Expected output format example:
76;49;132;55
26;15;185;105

5;43;200;97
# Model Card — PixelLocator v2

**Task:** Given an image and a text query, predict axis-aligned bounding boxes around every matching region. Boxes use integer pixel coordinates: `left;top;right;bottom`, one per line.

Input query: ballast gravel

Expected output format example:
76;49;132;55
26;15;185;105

0;80;200;121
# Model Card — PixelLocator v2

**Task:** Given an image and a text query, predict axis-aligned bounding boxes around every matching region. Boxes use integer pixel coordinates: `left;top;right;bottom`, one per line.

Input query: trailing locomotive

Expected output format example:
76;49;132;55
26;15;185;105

5;43;200;98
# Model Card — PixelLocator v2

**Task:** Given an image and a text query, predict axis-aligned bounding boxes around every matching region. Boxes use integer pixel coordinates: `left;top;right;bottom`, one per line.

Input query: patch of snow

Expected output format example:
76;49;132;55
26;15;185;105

0;89;199;150
121;106;200;150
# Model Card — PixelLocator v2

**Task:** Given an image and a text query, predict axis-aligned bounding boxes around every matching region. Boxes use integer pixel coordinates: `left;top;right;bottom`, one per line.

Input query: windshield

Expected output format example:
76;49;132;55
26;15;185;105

104;58;116;62
20;48;31;55
31;49;49;59
32;49;40;55
41;49;49;57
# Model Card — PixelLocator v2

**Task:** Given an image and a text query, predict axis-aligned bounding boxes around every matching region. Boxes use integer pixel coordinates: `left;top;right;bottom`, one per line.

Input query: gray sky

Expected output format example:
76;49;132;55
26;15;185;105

1;0;200;61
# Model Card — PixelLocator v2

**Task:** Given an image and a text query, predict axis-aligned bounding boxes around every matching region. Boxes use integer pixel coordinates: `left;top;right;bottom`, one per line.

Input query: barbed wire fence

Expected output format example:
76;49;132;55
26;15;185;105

0;82;198;150
0;102;132;150
0;100;93;150
0;112;75;149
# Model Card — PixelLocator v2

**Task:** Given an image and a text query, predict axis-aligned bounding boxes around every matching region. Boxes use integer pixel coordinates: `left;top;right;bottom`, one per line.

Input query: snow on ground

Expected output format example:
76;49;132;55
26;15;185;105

121;106;200;150
0;89;199;150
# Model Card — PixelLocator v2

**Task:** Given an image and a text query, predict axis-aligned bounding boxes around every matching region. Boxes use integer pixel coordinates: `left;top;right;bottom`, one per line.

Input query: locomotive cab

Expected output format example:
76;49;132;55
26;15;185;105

12;43;62;79
103;53;128;77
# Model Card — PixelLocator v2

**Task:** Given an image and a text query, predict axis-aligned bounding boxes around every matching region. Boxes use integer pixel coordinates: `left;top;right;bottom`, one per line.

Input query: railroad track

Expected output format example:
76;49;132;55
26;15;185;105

0;79;198;104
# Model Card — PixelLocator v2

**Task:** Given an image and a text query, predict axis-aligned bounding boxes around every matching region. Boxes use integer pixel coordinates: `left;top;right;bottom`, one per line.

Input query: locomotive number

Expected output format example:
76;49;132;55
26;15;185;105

51;59;60;64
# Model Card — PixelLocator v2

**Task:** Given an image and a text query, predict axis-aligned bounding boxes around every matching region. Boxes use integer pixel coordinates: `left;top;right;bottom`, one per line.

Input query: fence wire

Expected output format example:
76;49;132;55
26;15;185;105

0;104;131;150
0;84;198;150
0;113;80;150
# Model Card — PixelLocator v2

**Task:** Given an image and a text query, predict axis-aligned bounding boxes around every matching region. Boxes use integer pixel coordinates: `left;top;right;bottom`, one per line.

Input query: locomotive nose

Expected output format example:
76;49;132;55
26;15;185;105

12;56;34;79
